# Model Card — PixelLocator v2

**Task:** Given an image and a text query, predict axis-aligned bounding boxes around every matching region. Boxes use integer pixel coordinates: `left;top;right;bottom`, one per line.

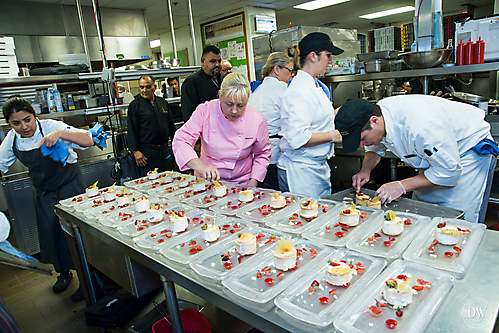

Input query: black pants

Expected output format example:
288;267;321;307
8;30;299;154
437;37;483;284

260;164;279;191
138;145;177;177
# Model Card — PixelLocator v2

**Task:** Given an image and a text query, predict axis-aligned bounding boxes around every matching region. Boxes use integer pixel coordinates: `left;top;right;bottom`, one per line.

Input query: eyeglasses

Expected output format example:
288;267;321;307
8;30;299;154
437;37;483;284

139;85;153;89
221;68;233;72
279;66;295;74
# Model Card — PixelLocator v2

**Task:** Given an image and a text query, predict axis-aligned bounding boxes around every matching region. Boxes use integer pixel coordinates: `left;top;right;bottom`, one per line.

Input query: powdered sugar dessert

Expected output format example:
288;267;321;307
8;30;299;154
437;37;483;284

299;200;318;219
116;189;130;207
235;233;257;255
164;172;173;183
383;210;404;236
239;190;254;203
86;181;99;198
146;204;163;222
356;193;370;206
273;238;297;271
339;202;360;226
103;187;116;202
201;223;220;242
270;192;286;209
169;211;188;233
434;222;463;245
147;168;159;180
325;260;357;286
213;181;227;197
367;196;381;209
178;175;190;188
383;277;415;307
193;179;206;192
134;196;150;213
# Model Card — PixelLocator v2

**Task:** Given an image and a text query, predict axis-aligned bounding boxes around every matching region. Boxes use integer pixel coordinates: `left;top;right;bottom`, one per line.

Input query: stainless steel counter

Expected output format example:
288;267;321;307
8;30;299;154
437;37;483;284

55;196;498;333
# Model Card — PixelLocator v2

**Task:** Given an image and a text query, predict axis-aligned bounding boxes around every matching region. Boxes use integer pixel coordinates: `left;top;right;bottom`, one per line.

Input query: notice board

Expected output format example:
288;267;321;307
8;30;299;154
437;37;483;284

201;12;250;80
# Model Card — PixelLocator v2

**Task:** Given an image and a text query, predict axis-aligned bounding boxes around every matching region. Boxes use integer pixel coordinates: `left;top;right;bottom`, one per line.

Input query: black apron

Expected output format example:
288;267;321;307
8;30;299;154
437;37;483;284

13;120;84;273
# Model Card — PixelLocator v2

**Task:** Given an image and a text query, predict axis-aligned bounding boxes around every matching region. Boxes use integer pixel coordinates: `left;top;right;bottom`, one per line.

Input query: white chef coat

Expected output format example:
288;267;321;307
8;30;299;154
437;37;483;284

277;70;335;197
0;212;9;243
0;119;91;173
247;76;287;164
366;95;493;222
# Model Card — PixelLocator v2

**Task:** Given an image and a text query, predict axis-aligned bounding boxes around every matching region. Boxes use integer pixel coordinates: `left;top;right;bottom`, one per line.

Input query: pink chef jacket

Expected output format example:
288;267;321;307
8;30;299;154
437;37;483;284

173;99;271;184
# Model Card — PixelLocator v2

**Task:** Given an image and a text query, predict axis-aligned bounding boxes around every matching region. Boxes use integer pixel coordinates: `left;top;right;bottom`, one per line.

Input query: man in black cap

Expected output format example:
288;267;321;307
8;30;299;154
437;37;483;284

335;96;497;223
277;32;343;198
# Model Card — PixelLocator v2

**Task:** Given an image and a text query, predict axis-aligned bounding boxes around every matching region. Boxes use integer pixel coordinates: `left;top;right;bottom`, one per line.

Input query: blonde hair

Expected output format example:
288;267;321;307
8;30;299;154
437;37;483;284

220;72;251;103
261;52;293;78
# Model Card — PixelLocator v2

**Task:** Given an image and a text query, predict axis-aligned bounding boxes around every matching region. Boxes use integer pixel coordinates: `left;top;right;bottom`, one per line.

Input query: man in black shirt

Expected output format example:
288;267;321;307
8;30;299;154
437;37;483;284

127;75;177;176
181;45;222;121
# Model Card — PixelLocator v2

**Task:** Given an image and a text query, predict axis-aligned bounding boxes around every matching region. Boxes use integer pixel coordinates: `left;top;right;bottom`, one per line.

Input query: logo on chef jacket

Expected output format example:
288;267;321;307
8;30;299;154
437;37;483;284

340;131;349;136
462;298;491;328
162;107;168;114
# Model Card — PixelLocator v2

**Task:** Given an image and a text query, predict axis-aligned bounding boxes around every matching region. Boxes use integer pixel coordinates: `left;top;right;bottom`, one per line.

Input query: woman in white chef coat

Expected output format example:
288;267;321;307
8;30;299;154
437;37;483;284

277;32;343;197
0;96;94;298
248;52;294;190
335;97;497;223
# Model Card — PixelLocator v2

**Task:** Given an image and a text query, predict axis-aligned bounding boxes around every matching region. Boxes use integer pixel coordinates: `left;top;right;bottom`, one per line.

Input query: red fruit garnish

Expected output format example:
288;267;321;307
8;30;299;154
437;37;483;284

404;218;412;225
256;272;262;278
305;218;312;222
264;278;274;285
374;233;382;238
330;261;341;266
325;226;331;232
262;211;269;216
166;233;171;238
231;206;238;210
396;310;403;317
310;248;317;259
383;241;392;247
197;246;203;251
188;248;198;254
356;268;365;273
413;285;424;291
341;226;349;232
181;243;185;247
238;256;243;264
319;297;329;304
329;289;337;294
230;229;236;233
397;274;407;280
157;239;165;243
137;227;144;231
453;246;462;253
386;319;398;329
333;223;339;227
344;209;350;214
388;236;396;242
335;232;345;237
444;251;454;257
178;211;185;217
223;262;232;269
368;306;383;317
151;233;156;237
277;272;284;278
192;217;200;223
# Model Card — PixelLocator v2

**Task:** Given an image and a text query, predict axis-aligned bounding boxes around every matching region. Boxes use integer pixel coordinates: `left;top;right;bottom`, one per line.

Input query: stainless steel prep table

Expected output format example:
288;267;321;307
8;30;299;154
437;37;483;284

55;202;498;333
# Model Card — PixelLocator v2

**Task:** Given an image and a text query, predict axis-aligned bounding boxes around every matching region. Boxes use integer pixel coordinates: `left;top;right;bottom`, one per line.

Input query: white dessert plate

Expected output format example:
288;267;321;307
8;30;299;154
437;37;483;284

123;170;184;189
302;204;383;247
234;193;303;223
222;238;331;304
346;211;429;260
333;260;455;333
182;183;252;208
402;217;486;279
208;188;279;216
275;249;386;326
158;217;252;263
265;199;340;234
189;226;289;281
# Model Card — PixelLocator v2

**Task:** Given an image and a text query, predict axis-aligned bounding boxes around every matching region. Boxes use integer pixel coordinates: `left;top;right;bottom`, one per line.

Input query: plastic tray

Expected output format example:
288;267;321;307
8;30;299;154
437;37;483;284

158;217;252;264
265;199;340;235
123;170;184;189
403;217;486;279
97;206;139;228
208;188;279;215
222;238;331;304
333;260;455;333
346;211;429;260
144;175;199;199
234;193;303;223
302;204;383;247
85;194;163;218
62;185;128;210
189;226;289;281
116;204;198;238
275;249;386;327
182;183;252;208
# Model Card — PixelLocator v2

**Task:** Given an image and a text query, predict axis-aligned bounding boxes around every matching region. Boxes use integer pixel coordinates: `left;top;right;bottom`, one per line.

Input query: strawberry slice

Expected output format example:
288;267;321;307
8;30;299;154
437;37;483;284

277;272;284;278
178;211;185;217
256;272;262;278
413;285;424;291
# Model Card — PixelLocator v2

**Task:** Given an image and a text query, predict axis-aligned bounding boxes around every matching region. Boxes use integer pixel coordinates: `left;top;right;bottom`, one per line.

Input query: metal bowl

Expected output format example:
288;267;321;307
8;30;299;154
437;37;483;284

167;58;181;67
400;49;452;69
149;60;172;69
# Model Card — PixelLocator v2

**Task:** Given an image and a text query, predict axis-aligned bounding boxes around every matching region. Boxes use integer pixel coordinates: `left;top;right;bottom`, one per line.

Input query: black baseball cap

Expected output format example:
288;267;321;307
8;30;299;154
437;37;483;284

335;99;375;153
298;32;344;56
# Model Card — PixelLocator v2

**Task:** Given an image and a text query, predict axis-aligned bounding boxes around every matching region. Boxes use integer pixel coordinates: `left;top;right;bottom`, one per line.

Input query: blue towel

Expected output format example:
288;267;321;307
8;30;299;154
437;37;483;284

0;240;36;261
89;123;110;149
472;138;499;156
39;140;70;166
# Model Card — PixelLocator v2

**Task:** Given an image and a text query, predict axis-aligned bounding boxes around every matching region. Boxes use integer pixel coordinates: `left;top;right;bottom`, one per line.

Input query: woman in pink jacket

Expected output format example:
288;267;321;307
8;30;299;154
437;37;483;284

173;73;271;186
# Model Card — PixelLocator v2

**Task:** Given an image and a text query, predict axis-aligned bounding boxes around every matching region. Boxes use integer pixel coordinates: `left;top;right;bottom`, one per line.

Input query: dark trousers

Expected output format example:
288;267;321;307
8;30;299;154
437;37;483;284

138;145;177;177
260;164;279;191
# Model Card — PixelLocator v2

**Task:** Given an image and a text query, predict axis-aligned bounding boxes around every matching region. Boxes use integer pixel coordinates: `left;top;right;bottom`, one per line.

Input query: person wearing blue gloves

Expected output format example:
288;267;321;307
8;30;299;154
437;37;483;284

0;96;93;300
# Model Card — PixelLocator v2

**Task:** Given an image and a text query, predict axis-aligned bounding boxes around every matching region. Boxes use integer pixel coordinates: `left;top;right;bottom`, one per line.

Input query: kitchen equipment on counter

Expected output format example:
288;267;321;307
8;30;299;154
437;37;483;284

357;50;399;73
455;15;499;62
78;96;99;109
148;60;172;69
125;65;148;70
400;48;452;68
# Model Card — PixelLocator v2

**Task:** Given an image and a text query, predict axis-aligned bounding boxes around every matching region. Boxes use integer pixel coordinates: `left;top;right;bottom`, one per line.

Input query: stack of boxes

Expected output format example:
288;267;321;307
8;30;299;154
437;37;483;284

373;27;402;52
0;37;18;78
367;30;375;53
401;23;415;52
444;13;473;46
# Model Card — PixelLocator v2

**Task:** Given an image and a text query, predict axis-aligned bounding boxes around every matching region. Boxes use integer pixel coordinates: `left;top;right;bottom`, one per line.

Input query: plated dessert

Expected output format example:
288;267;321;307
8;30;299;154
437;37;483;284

86;181;99;198
164;171;174;183
147;168;159;180
325;260;357;286
169;210;188;233
367;196;381;209
193;178;207;192
116;189;131;207
178;175;190;188
339;202;360;227
213;181;227;197
201;221;221;242
299;200;318;219
356;193;370;206
383;210;404;236
434;221;464;245
273;238;297;271
235;232;257;255
270;193;286;209
103;184;116;202
134;196;150;213
146;203;163;223
239;190;254;203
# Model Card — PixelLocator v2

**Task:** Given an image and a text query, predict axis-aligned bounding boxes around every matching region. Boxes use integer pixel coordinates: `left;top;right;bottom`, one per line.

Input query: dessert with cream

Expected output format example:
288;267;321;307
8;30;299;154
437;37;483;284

147;168;159;180
273;238;297;271
299;200;318;219
201;223;220;242
235;232;257;255
103;186;116;202
178;175;190;188
193;179;206;192
239;189;254;203
382;210;404;236
383;277;415;307
164;172;173;183
325;260;357;286
434;222;462;245
356;193;370;206
367;196;381;209
134;196;150;213
146;204;163;223
270;192;286;209
339;202;360;226
116;189;130;207
169;211;188;233
213;181;227;197
86;181;99;198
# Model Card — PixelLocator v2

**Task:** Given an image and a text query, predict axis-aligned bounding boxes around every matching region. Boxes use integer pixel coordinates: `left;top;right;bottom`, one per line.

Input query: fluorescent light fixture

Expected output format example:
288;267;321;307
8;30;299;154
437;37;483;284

150;39;161;48
294;0;349;11
360;6;415;19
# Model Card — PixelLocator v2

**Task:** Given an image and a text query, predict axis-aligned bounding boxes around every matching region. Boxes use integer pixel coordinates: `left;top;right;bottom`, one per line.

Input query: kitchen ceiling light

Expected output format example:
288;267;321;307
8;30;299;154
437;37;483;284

150;39;161;48
294;0;349;11
360;6;415;19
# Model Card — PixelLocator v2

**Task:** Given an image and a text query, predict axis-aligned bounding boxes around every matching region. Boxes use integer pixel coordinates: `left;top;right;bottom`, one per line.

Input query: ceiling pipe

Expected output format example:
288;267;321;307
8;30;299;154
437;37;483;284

166;0;178;58
75;0;92;72
186;0;198;65
91;0;107;69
